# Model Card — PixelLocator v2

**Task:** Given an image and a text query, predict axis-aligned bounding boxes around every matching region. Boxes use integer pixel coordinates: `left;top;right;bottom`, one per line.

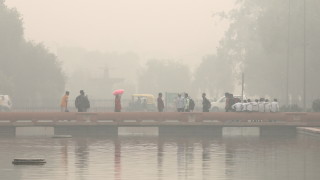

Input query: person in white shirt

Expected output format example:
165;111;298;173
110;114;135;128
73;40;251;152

246;99;253;112
258;98;265;112
252;99;259;112
232;102;243;112
264;99;271;112
175;94;185;112
242;100;249;112
270;99;280;112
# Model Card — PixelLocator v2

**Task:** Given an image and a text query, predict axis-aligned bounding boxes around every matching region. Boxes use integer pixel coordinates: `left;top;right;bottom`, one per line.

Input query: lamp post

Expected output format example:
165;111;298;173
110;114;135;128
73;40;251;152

303;0;307;111
286;0;291;106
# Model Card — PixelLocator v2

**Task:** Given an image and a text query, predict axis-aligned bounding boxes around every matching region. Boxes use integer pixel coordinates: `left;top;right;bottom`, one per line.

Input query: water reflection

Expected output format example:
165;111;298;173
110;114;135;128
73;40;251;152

157;138;164;180
114;138;121;180
0;133;320;180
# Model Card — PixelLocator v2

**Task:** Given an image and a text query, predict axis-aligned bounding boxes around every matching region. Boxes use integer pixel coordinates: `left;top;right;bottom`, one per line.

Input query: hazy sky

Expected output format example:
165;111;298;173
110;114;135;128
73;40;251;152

6;0;235;67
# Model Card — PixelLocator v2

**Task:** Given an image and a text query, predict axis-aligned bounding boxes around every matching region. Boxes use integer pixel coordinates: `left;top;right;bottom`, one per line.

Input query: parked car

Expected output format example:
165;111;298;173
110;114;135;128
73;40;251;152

0;95;12;112
210;95;246;112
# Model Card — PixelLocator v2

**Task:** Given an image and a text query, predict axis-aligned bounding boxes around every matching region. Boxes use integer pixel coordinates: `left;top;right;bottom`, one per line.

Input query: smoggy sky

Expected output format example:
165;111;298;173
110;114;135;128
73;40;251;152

6;0;235;66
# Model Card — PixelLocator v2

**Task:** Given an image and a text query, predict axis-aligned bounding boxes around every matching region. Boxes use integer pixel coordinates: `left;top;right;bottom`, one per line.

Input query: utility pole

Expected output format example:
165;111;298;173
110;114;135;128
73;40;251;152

303;0;307;111
241;72;244;102
286;0;291;106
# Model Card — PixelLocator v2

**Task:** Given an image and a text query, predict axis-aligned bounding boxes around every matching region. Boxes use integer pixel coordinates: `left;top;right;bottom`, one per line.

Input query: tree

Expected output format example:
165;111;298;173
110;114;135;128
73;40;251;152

214;0;320;107
138;60;192;95
193;55;234;98
0;1;65;107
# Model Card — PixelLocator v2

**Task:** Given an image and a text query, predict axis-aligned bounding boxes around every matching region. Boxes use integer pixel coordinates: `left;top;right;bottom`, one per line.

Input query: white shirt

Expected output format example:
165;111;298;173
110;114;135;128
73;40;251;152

264;102;271;112
184;97;190;110
258;102;265;112
242;103;250;111
270;102;280;112
251;102;259;112
232;102;243;112
247;102;253;112
176;97;185;109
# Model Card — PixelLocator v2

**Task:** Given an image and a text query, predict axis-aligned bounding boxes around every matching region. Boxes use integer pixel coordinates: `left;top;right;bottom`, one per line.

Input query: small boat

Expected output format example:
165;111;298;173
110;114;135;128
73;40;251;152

12;158;46;165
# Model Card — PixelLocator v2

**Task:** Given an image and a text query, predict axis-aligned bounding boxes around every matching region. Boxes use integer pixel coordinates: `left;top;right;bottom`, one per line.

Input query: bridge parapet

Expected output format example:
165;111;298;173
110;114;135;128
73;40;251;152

0;112;319;127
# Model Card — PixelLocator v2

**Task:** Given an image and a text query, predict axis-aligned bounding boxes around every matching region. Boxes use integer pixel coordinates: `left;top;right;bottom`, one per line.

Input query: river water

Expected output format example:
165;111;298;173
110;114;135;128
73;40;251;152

0;131;320;180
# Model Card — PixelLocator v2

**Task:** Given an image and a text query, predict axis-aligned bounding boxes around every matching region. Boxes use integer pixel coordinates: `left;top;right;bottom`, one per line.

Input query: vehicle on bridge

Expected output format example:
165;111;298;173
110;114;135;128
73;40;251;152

126;94;157;112
0;95;12;112
211;95;246;112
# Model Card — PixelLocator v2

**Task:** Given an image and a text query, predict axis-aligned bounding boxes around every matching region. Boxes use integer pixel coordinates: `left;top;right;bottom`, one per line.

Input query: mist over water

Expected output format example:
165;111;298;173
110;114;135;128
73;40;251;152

2;0;320;179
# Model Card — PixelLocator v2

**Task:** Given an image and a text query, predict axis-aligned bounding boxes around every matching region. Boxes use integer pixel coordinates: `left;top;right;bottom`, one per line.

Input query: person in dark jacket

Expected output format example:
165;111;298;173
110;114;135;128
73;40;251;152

202;93;211;112
114;94;121;112
157;93;164;112
225;93;231;112
75;90;90;112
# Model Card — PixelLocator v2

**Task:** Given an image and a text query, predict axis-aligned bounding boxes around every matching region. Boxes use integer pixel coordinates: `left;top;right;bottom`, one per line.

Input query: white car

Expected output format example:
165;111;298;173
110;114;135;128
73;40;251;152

0;95;12;112
211;95;246;112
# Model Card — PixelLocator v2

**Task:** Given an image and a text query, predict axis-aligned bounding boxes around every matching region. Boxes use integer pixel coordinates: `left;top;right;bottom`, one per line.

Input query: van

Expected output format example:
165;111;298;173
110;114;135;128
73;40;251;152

0;95;12;112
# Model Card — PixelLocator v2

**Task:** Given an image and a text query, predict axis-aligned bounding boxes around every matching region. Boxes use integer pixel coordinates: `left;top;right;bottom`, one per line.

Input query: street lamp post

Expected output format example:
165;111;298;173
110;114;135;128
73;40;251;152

303;0;307;111
286;0;291;106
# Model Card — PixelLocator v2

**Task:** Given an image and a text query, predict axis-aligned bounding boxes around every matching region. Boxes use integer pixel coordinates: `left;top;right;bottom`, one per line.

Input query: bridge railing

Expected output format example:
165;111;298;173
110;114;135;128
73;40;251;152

0;112;318;127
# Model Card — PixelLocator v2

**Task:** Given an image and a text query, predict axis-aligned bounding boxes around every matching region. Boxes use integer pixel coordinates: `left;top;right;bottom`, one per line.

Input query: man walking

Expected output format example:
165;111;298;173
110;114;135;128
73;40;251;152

176;94;185;112
60;91;69;112
75;90;90;112
202;93;211;112
157;93;164;112
271;99;280;112
258;98;265;112
184;93;190;112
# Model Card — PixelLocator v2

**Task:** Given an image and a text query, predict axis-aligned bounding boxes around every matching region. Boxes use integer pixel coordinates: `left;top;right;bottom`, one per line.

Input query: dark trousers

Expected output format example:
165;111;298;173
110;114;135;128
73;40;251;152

78;108;87;112
177;108;184;112
203;108;209;112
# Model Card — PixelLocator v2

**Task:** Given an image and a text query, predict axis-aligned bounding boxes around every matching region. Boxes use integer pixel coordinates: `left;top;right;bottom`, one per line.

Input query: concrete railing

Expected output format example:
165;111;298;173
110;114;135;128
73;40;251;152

0;112;319;127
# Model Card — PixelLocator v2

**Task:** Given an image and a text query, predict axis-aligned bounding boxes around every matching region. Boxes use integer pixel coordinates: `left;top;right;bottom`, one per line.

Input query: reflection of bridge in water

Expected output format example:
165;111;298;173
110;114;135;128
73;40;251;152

0;112;319;136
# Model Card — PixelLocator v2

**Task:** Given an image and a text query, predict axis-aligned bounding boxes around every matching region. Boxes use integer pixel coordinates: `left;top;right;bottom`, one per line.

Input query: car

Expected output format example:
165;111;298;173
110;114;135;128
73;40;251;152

0;95;12;112
210;95;246;112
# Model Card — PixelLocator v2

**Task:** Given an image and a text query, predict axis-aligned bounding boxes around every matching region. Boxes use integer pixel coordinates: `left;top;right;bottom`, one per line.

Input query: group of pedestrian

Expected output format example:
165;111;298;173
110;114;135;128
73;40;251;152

60;90;124;112
60;90;90;112
61;90;279;113
157;92;208;112
225;92;280;113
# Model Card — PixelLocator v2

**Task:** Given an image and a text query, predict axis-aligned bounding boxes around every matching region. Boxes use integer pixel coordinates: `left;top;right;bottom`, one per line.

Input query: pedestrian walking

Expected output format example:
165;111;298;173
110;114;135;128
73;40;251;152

202;93;211;112
225;93;232;112
232;101;243;112
157;93;164;112
264;99;271;112
175;94;185;112
75;90;90;112
246;99;253;112
258;98;265;112
252;99;259;112
242;100;249;112
184;93;190;112
114;94;122;112
60;91;69;112
271;99;280;112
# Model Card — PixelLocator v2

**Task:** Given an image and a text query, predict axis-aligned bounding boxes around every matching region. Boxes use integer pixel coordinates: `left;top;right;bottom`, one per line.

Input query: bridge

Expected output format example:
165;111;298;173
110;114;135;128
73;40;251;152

0;112;319;136
0;112;319;127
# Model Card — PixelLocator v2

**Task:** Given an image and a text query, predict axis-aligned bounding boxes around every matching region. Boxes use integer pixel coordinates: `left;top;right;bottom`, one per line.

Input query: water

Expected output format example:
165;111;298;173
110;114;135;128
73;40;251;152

0;133;320;180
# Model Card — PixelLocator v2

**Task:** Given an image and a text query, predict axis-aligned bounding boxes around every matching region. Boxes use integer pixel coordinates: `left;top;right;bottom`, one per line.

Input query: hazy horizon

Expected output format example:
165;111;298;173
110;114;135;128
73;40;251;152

6;0;235;67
